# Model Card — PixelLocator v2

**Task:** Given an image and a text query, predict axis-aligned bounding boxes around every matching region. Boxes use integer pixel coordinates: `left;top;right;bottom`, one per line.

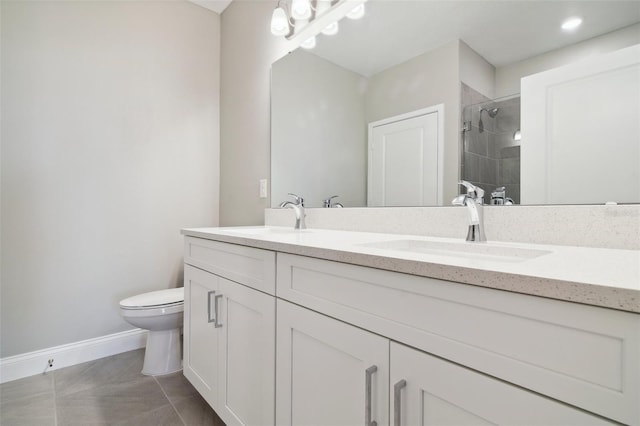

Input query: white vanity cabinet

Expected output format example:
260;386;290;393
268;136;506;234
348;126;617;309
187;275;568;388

183;238;276;426
275;299;613;426
277;253;639;425
181;233;639;425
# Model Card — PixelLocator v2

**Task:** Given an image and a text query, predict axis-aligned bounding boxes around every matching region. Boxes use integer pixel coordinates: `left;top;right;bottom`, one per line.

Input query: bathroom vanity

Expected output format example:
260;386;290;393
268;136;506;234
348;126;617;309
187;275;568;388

181;226;639;426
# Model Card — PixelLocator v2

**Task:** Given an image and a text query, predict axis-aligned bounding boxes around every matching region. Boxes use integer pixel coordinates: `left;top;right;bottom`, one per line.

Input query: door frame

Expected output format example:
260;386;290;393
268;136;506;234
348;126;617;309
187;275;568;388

367;104;445;206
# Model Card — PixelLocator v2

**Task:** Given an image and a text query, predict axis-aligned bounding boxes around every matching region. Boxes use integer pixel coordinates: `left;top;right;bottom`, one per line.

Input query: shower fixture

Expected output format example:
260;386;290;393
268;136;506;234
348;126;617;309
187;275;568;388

481;107;499;118
478;106;499;133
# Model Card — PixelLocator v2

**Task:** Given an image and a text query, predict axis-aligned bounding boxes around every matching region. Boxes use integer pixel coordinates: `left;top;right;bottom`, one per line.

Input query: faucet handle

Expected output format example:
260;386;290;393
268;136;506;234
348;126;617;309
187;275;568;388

287;193;304;207
323;195;339;208
459;181;484;202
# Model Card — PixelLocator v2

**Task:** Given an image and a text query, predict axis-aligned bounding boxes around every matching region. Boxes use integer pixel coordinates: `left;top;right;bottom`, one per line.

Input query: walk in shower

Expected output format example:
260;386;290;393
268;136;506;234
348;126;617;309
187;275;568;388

461;90;521;205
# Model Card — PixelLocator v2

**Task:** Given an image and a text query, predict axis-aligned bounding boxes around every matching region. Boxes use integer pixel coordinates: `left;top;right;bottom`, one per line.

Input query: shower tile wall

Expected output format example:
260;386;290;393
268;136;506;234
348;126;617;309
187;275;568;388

461;83;521;204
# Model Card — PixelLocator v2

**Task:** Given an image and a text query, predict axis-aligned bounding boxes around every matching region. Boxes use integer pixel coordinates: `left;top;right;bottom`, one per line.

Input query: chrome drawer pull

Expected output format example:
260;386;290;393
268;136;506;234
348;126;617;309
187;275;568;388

213;294;223;328
207;290;216;323
365;365;378;426
393;379;407;426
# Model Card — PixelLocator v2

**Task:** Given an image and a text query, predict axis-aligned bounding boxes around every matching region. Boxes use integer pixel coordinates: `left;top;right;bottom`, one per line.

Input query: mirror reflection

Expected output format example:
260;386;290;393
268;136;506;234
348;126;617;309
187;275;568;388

271;1;640;208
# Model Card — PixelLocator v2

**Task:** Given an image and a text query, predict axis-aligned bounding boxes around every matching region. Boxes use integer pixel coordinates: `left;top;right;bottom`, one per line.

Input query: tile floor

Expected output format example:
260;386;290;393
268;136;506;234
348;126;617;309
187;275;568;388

0;349;225;426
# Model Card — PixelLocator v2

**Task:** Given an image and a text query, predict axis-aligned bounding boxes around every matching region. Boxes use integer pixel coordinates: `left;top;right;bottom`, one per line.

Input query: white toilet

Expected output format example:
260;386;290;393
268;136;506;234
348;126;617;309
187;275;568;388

119;287;184;376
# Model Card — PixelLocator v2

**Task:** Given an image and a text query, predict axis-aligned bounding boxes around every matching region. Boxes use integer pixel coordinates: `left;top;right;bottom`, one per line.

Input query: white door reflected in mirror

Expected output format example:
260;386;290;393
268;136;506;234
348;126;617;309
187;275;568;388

368;106;444;207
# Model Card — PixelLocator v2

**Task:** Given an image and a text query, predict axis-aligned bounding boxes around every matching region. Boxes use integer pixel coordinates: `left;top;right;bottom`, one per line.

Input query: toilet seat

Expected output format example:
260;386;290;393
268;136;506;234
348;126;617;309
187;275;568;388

120;287;183;310
120;303;183;317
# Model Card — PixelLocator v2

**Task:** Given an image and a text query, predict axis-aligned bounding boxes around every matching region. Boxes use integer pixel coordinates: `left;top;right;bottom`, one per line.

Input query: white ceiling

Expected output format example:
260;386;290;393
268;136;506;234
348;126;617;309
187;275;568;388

188;0;233;14
311;0;640;77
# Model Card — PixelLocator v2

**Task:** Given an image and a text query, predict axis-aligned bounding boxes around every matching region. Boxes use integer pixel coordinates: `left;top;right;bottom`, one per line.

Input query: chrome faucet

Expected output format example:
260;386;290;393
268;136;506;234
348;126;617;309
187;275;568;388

279;193;306;230
322;195;343;208
490;187;514;205
452;181;486;242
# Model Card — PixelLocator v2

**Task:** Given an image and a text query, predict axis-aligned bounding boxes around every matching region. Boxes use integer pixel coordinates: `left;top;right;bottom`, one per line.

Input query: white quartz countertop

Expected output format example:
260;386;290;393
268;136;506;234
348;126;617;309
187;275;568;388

181;226;640;313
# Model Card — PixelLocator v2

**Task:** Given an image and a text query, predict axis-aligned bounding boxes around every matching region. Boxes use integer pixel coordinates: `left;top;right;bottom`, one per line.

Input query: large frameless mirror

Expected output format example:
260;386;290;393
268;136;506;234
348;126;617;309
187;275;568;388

271;1;640;207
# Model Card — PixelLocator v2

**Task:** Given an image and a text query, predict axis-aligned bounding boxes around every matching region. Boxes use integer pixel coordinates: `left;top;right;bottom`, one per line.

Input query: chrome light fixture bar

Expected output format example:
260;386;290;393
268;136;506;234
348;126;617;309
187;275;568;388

271;0;367;50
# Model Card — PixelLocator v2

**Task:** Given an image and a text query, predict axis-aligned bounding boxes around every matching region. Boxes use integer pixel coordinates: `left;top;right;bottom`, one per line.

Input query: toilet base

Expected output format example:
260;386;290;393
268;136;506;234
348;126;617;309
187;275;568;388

141;328;182;376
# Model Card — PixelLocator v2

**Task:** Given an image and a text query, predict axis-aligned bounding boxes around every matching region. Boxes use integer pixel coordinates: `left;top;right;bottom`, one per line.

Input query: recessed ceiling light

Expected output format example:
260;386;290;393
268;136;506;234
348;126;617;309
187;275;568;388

561;17;583;31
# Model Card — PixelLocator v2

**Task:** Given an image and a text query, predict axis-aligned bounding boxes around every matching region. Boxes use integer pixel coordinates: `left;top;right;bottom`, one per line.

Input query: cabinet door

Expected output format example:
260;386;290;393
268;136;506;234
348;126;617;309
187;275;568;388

217;277;276;426
183;264;220;408
390;342;614;426
276;300;389;426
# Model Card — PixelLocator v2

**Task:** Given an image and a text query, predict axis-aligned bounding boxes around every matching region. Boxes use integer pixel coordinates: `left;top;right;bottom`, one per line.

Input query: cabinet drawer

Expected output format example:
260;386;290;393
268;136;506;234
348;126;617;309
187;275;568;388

277;253;639;424
391;342;613;425
185;237;276;295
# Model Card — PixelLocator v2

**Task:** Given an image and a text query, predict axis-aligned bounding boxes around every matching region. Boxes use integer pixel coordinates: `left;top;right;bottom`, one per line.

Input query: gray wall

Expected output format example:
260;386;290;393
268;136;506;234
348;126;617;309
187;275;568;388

495;23;640;98
271;51;367;208
364;40;461;205
1;1;220;357
459;40;496;100
219;1;292;225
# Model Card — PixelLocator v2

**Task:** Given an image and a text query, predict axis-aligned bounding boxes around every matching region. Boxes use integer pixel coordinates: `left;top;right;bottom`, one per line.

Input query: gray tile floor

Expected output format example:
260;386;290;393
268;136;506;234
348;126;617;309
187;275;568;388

0;349;225;426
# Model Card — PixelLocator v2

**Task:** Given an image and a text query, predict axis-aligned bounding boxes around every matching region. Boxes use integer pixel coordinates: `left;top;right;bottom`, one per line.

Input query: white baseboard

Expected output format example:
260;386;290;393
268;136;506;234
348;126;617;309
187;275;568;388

0;329;147;384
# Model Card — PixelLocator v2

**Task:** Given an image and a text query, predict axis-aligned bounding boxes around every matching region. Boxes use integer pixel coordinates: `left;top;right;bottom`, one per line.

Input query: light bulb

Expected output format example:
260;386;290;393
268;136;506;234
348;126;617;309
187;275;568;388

561;17;582;31
270;6;289;36
321;21;339;36
291;0;311;20
346;3;365;20
301;36;316;49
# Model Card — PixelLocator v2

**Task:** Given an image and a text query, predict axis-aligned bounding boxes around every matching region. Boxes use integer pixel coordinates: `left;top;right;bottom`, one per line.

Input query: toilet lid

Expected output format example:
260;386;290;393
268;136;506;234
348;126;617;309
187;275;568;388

119;287;184;309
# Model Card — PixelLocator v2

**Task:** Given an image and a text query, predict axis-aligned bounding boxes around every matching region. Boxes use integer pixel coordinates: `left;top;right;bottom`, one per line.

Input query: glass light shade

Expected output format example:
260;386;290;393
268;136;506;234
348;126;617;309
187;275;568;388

513;130;522;141
315;0;331;16
270;7;289;36
301;36;316;49
291;0;312;20
346;3;365;20
321;21;339;36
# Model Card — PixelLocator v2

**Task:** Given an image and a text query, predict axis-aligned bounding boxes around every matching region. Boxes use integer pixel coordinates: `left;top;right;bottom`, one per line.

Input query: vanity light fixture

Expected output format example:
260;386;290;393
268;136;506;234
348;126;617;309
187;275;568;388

322;21;339;36
291;0;312;20
270;3;290;36
346;2;365;19
301;36;317;49
270;0;367;49
561;17;582;31
513;129;522;141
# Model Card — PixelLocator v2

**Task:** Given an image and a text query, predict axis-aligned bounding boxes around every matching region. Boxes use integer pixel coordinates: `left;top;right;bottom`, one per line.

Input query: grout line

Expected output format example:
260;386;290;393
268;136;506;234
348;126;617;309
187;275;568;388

51;370;59;426
154;376;187;426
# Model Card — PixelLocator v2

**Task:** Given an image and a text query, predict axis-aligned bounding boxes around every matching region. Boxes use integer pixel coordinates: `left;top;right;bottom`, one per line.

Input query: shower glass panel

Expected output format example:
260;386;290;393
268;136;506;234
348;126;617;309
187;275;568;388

461;94;521;204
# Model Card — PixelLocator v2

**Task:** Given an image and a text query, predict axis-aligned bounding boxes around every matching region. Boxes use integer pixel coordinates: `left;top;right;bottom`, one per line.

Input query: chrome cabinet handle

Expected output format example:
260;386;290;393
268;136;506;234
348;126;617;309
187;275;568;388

213;294;223;328
365;365;378;426
393;379;407;426
207;290;216;323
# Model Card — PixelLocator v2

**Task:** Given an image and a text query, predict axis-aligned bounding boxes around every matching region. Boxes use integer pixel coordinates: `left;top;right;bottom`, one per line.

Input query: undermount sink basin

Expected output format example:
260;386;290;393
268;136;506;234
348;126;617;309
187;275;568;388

359;239;551;262
224;226;312;235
